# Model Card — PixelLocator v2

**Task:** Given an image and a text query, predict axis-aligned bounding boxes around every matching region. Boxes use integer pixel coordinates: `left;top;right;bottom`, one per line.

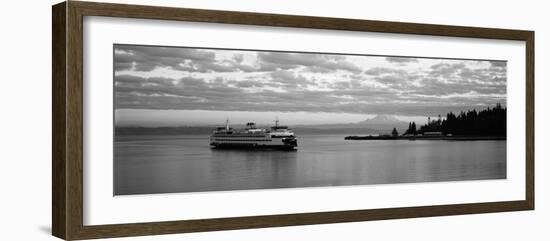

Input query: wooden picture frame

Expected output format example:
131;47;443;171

52;1;534;240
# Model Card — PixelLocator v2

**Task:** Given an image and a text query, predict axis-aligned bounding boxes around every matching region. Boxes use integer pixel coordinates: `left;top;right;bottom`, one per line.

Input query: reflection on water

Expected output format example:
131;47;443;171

114;134;506;195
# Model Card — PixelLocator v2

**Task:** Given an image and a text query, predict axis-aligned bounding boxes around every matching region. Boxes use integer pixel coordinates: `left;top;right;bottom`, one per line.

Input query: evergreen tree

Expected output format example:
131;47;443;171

418;104;506;136
404;122;417;135
391;128;398;137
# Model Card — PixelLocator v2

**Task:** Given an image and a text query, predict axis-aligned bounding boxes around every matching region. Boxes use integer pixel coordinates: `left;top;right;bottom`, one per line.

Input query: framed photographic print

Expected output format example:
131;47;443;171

52;1;534;240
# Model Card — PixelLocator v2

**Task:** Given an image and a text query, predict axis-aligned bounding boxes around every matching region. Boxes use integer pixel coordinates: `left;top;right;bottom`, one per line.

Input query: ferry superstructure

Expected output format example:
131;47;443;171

209;120;297;150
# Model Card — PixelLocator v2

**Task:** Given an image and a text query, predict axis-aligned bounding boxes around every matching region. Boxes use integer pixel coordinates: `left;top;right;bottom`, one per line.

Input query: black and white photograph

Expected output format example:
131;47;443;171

113;44;507;195
2;0;543;240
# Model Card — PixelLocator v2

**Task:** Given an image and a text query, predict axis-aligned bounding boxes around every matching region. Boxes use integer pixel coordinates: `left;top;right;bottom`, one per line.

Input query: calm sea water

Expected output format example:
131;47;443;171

114;134;506;195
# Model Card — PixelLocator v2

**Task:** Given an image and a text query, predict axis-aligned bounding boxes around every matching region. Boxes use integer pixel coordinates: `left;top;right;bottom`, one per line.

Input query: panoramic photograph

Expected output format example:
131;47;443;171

113;44;507;195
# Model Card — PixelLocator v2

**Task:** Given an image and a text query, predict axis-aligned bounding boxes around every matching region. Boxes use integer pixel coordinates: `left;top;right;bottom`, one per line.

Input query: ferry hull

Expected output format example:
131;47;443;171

210;143;297;150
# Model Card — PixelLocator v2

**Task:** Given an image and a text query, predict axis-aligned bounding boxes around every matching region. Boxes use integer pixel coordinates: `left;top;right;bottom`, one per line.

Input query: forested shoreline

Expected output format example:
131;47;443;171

404;104;506;136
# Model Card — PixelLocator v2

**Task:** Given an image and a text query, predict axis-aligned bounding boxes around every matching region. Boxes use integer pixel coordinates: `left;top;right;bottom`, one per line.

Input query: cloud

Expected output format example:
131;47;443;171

114;45;507;117
365;67;407;76
232;54;244;63
385;57;419;65
270;70;314;87
114;45;216;72
257;52;362;73
114;45;257;73
490;61;507;68
428;62;467;78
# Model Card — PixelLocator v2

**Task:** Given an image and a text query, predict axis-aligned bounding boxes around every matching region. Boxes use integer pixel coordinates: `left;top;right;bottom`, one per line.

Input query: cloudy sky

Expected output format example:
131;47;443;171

114;44;506;127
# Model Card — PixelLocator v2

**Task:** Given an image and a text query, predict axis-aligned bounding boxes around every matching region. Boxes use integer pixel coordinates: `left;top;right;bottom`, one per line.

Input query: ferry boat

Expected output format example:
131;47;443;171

210;119;297;150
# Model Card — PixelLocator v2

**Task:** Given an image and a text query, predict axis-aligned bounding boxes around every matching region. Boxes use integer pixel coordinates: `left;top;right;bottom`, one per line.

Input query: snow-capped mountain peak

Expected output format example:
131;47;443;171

359;115;404;124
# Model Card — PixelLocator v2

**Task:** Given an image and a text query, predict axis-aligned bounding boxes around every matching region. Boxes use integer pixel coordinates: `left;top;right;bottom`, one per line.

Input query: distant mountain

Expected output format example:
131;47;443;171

115;126;216;136
358;115;404;125
292;127;382;135
115;115;409;136
295;115;409;133
356;115;409;132
115;126;384;136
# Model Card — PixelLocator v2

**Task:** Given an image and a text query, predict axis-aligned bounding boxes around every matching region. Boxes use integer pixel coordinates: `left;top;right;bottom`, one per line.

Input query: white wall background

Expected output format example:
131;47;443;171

0;0;547;240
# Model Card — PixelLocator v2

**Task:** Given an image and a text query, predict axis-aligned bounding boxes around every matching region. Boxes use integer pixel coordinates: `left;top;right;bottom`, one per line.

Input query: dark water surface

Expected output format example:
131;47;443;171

114;134;506;195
